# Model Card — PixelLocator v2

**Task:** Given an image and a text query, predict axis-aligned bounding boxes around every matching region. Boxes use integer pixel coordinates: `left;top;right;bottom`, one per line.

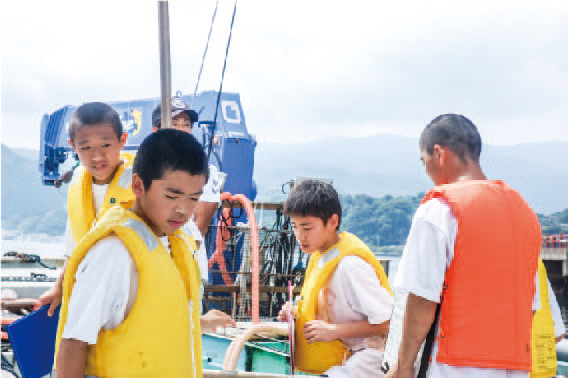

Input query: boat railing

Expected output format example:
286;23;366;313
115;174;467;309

204;199;306;323
543;232;568;248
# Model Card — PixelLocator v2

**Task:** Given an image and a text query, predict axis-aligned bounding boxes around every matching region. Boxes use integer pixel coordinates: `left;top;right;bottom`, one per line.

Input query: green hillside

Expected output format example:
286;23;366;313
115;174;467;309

2;144;567;242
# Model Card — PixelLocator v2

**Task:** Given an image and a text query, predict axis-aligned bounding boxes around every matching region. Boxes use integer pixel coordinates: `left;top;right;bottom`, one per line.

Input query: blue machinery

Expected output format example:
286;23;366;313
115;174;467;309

38;91;257;201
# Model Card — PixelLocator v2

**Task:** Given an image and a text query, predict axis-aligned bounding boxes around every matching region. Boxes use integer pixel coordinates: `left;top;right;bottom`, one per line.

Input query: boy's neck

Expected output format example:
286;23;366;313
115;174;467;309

319;232;341;255
130;201;166;237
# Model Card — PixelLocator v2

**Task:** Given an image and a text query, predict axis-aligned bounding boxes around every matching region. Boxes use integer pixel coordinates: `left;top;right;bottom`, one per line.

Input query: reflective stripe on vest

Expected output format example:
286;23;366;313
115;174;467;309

530;259;557;377
422;180;540;371
294;231;392;374
55;205;203;378
67;152;136;245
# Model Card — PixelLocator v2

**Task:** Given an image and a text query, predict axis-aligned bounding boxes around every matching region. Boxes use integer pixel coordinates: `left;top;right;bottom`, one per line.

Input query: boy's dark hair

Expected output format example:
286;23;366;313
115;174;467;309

284;180;342;230
133;129;208;190
69;102;123;142
420;114;482;163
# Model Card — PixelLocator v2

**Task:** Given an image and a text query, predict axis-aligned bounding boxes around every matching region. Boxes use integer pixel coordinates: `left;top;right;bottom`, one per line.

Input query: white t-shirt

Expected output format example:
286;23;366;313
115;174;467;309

200;164;223;203
318;247;394;378
392;198;565;378
183;219;209;282
62;235;144;344
64;183;108;256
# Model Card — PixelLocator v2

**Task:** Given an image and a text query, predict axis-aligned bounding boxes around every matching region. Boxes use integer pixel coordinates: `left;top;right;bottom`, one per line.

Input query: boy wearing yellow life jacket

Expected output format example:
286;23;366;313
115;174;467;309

152;97;225;284
277;180;394;378
39;102;133;316
55;129;234;378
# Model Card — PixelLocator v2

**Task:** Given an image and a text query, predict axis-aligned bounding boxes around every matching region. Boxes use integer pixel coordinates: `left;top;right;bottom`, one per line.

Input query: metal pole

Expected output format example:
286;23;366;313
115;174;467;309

158;1;172;129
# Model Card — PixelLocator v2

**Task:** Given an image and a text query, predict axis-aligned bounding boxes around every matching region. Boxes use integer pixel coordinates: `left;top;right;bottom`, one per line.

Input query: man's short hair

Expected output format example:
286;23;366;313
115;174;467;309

68;102;123;142
284;180;342;230
133;129;208;190
420;114;482;162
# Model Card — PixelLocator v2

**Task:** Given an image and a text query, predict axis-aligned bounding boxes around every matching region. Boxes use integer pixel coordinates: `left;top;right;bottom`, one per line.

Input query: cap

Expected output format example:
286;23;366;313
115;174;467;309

152;97;199;128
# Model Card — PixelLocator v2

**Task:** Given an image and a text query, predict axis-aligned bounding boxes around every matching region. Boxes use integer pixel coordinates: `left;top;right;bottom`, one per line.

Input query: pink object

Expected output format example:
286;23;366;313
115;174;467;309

288;280;295;375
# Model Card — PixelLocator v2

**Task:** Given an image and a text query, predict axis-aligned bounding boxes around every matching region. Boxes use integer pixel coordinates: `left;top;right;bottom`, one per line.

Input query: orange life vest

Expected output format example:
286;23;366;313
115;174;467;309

422;180;541;371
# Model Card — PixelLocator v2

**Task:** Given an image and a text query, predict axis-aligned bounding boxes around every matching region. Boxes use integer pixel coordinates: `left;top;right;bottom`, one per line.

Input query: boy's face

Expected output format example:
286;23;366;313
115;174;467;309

172;113;193;133
69;124;127;184
131;169;206;237
290;214;339;254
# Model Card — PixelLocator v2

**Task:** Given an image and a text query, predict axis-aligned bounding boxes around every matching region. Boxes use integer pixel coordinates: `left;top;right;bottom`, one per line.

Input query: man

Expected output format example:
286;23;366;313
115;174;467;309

152;97;225;283
392;114;548;378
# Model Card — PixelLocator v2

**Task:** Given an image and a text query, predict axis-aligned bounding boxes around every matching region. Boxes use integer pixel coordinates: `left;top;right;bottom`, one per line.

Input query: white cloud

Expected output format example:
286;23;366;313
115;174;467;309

2;0;568;148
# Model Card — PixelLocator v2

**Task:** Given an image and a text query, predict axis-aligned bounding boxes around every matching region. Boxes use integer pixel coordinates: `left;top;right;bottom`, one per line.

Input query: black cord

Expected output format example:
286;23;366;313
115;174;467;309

192;0;219;107
208;0;238;160
2;252;56;270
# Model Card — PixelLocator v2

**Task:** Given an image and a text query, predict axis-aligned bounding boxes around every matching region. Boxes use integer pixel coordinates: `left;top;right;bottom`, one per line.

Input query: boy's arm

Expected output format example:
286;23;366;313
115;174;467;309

397;293;437;378
38;258;67;316
55;338;87;378
304;319;390;343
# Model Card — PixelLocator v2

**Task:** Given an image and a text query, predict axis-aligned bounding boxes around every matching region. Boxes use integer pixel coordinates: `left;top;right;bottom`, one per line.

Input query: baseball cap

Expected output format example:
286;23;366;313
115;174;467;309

152;97;199;128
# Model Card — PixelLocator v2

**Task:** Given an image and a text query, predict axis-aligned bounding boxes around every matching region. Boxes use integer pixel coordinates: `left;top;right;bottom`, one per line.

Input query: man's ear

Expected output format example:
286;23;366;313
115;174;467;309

433;144;448;166
131;173;145;197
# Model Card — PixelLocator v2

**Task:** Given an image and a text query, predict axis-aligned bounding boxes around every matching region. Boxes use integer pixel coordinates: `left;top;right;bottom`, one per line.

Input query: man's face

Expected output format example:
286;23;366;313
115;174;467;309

69;124;127;184
132;169;206;236
172;112;193;133
420;147;445;186
290;214;339;254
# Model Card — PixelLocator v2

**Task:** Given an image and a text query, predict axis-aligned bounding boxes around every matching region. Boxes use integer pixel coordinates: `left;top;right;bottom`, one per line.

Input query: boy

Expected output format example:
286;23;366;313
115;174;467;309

152;97;225;283
55;129;234;378
277;180;394;378
39;102;134;315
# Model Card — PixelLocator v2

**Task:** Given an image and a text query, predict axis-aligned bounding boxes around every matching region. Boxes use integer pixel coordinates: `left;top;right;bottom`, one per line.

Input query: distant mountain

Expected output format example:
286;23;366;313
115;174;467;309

2;135;568;238
254;134;568;214
1;145;67;235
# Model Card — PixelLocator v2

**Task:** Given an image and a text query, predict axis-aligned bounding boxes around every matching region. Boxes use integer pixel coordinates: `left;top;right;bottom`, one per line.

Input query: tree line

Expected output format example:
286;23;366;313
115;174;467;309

341;193;568;252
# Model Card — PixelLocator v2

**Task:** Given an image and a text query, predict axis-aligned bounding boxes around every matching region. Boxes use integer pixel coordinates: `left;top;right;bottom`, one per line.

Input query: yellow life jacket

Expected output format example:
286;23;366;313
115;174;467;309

55;205;203;378
67;151;136;245
294;231;392;374
531;259;557;377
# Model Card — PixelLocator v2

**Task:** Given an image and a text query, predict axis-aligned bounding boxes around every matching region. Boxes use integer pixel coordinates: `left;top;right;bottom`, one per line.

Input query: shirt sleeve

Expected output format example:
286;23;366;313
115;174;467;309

62;236;134;344
199;165;222;203
393;201;454;303
336;256;394;325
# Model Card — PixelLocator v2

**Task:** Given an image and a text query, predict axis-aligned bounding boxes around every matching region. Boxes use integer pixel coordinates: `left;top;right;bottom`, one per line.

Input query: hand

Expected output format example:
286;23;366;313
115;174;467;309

38;282;63;317
383;365;397;378
303;320;337;344
201;309;236;333
277;301;296;322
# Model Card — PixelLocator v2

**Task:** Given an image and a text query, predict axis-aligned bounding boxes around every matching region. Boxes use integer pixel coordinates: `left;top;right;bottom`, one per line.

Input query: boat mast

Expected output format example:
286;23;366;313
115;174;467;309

158;1;172;129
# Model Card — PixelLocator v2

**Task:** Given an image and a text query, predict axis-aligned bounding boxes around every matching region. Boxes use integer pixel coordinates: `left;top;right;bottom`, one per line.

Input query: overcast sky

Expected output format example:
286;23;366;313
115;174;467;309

2;0;568;149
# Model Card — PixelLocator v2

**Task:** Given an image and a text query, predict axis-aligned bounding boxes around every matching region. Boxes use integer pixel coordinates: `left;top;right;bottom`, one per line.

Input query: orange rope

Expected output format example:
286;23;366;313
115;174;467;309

206;192;260;323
